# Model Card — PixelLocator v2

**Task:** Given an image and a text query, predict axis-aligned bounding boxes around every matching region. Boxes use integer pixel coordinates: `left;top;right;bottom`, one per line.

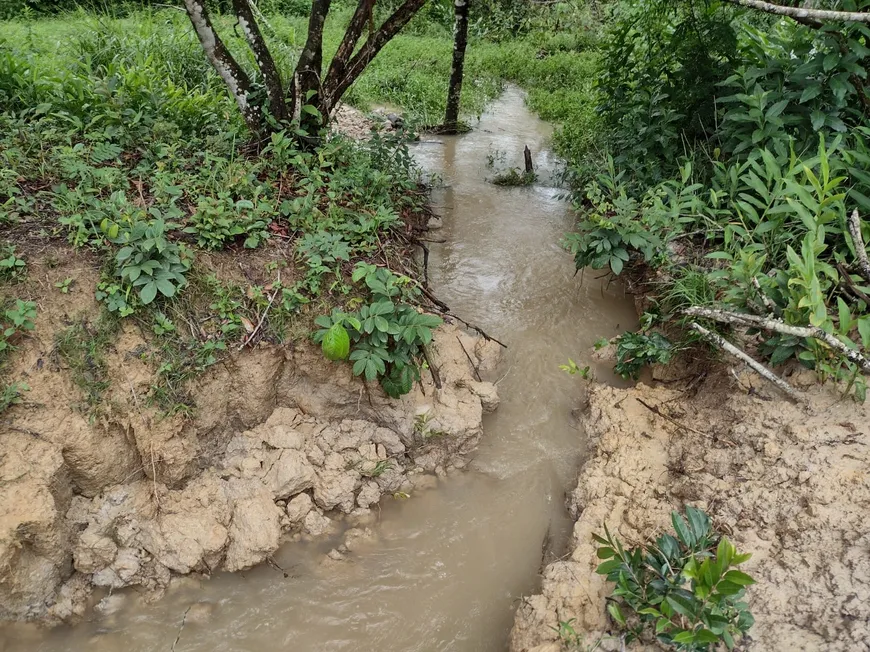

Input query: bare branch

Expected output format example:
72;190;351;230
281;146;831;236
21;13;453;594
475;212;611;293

723;0;870;23
684;306;870;374
232;0;289;123
847;208;870;284
688;322;804;402
182;0;261;132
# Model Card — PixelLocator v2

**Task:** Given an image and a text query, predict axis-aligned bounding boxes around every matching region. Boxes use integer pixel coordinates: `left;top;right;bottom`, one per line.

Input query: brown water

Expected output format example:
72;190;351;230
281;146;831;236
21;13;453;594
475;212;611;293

3;86;636;652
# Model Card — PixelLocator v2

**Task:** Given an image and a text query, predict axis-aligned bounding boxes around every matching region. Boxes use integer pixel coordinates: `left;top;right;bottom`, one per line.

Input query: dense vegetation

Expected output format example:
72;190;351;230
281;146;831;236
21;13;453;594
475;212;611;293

559;1;870;400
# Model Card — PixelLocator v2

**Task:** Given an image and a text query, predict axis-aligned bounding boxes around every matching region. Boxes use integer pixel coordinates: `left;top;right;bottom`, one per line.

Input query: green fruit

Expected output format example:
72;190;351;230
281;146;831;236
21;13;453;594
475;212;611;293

322;323;350;361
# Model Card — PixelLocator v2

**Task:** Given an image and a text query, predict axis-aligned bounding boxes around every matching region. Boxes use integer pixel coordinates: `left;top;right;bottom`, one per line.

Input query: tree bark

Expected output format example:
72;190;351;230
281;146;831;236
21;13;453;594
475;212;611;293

232;0;289;124
847;209;870;284
324;0;376;103
182;0;261;132
443;0;470;131
723;0;870;23
323;0;427;114
294;0;333;130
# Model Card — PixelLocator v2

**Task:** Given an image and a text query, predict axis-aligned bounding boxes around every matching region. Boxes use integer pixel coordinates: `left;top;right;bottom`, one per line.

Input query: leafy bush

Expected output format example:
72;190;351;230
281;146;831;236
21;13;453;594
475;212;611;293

0;247;26;280
314;263;442;397
0;381;29;413
614;331;673;380
184;194;271;250
110;216;192;307
595;507;755;651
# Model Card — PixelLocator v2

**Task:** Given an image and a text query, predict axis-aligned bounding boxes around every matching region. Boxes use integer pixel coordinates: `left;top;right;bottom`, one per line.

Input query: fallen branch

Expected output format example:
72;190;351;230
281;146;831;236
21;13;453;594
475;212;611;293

837;262;870;305
688;321;804;402
419;286;508;348
723;0;870;23
684;306;870;375
171;605;192;652
847;208;870;283
444;311;508;348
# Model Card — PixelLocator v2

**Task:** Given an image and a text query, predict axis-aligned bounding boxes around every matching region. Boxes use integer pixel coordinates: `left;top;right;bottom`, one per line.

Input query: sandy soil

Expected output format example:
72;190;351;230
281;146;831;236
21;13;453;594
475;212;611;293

510;366;870;652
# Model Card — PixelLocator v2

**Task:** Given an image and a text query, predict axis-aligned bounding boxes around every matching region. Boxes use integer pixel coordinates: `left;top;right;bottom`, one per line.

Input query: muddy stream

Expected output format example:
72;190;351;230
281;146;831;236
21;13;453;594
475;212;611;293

5;87;636;651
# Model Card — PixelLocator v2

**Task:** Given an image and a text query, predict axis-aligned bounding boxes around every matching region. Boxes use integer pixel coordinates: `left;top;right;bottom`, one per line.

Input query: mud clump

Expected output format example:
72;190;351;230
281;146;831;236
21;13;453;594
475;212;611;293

510;370;870;652
0;314;499;624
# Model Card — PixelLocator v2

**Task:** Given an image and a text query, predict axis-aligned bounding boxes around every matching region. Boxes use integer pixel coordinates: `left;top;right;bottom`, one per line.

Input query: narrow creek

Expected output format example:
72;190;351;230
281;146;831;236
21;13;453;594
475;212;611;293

6;86;636;652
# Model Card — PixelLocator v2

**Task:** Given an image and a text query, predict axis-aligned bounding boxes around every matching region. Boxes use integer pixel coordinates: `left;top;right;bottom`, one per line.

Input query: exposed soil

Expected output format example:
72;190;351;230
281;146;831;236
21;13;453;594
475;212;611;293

0;247;500;625
509;364;870;651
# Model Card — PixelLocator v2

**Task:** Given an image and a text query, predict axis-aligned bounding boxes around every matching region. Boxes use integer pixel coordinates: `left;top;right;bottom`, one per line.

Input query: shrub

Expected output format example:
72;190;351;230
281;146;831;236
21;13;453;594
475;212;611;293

595;507;755;651
314;263;442;398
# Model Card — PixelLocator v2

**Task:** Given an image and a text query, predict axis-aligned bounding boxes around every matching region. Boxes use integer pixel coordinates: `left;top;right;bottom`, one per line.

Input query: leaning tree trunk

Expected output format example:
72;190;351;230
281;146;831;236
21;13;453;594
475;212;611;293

444;0;470;132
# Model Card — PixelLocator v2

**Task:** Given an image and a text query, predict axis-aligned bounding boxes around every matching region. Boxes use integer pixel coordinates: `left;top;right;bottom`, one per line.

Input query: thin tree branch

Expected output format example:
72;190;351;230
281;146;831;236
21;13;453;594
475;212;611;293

685;306;870;374
723;0;870;23
847;208;870;283
232;0;289;123
688;322;804;402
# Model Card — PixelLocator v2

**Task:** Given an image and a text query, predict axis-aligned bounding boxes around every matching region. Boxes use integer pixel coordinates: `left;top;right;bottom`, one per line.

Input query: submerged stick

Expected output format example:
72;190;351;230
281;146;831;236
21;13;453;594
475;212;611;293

688;321;804;402
418;286;508;348
685;306;870;375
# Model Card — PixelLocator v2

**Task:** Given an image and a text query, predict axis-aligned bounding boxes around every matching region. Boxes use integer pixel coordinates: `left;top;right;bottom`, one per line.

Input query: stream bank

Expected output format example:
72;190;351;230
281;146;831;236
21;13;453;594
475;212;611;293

2;86;638;651
510;365;870;652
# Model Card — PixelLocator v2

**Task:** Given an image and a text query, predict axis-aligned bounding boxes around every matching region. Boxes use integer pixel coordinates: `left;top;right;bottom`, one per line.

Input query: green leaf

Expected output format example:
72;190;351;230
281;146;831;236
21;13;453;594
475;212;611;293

799;85;822;104
671;511;694;547
723;570;756;586
155;278;176;298
595;559;622;575
694;629;720;644
597;547;616;559
685;506;709;541
139;281;158;305
610;256;624;276
607;603;626;626
666;593;697;619
672;631;696;644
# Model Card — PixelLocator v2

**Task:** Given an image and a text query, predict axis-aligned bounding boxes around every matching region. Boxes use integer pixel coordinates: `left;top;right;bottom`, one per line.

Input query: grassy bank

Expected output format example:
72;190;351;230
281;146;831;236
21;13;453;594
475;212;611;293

0;7;459;413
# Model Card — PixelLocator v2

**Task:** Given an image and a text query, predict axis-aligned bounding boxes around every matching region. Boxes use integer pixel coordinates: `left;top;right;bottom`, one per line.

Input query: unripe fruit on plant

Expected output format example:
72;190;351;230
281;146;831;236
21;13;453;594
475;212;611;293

322;323;350;360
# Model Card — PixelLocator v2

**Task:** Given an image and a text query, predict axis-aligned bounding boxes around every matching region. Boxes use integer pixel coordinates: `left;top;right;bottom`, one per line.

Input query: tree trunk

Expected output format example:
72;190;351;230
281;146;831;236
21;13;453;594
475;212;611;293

444;0;470;131
232;0;289;124
187;0;428;138
322;0;428;115
182;0;261;132
294;0;332;132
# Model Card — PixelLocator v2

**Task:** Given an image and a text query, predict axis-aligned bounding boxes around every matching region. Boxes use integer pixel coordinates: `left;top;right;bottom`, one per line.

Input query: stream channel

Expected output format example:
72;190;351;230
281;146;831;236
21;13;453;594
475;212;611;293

6;86;637;652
